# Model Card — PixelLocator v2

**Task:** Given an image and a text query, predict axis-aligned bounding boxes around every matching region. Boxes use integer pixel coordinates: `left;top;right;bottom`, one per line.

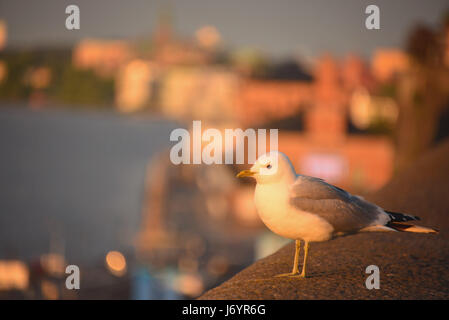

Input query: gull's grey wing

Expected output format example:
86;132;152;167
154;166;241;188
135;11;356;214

290;175;385;232
290;175;352;201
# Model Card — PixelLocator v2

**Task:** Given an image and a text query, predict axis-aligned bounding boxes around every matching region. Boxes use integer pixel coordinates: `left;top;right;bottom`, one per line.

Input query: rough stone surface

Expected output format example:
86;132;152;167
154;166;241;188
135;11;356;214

200;139;449;299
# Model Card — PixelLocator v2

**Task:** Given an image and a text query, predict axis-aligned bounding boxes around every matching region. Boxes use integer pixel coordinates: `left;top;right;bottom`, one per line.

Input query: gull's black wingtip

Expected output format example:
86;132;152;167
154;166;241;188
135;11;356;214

385;210;421;222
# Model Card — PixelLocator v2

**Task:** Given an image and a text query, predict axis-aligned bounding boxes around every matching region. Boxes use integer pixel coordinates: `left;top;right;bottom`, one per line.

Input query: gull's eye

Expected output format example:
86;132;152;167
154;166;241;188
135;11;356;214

266;164;272;169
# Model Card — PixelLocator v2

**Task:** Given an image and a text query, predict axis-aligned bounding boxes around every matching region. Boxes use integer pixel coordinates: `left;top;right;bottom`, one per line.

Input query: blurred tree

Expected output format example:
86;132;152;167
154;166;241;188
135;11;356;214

395;17;449;171
0;51;34;100
230;48;270;77
264;60;313;82
52;65;114;108
0;48;114;109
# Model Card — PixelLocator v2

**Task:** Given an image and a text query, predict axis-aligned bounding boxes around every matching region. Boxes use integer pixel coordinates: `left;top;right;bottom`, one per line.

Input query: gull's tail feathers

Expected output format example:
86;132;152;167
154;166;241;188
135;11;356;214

386;222;439;234
383;210;438;234
385;210;420;222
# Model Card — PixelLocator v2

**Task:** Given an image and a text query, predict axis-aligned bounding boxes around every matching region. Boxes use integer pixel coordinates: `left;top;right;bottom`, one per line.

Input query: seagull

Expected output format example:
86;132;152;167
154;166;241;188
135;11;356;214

237;151;438;278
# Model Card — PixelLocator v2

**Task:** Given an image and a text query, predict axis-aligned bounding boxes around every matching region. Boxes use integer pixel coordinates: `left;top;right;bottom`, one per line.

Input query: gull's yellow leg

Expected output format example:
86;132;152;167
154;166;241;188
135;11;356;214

275;240;301;277
300;241;309;278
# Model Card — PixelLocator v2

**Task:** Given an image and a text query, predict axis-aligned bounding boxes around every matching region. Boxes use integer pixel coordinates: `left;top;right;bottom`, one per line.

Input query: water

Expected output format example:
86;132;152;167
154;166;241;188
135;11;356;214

0;105;179;264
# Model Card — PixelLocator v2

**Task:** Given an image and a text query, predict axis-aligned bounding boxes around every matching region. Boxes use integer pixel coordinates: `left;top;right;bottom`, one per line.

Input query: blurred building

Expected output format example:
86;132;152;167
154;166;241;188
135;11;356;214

0;20;7;51
234;79;311;128
115;21;223;113
0;20;7;86
341;54;375;91
73;39;134;77
0;61;6;85
116;60;159;112
371;49;409;83
159;67;238;122
0;260;29;291
24;66;52;89
349;87;398;130
151;17;218;66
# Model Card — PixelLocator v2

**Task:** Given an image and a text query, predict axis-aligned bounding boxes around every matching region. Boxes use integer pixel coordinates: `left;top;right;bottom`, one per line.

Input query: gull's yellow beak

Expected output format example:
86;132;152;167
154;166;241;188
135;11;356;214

236;170;255;178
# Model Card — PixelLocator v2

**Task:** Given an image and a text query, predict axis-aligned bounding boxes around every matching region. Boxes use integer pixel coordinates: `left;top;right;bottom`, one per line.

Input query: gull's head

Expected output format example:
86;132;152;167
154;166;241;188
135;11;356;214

236;151;296;184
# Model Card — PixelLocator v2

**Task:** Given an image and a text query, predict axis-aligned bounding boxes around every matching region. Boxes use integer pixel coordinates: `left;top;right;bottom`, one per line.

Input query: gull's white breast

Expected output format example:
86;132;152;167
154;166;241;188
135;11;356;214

254;182;334;242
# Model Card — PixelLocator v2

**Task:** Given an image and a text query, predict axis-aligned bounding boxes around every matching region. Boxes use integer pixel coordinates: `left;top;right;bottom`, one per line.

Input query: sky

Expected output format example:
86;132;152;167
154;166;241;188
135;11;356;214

0;0;448;59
